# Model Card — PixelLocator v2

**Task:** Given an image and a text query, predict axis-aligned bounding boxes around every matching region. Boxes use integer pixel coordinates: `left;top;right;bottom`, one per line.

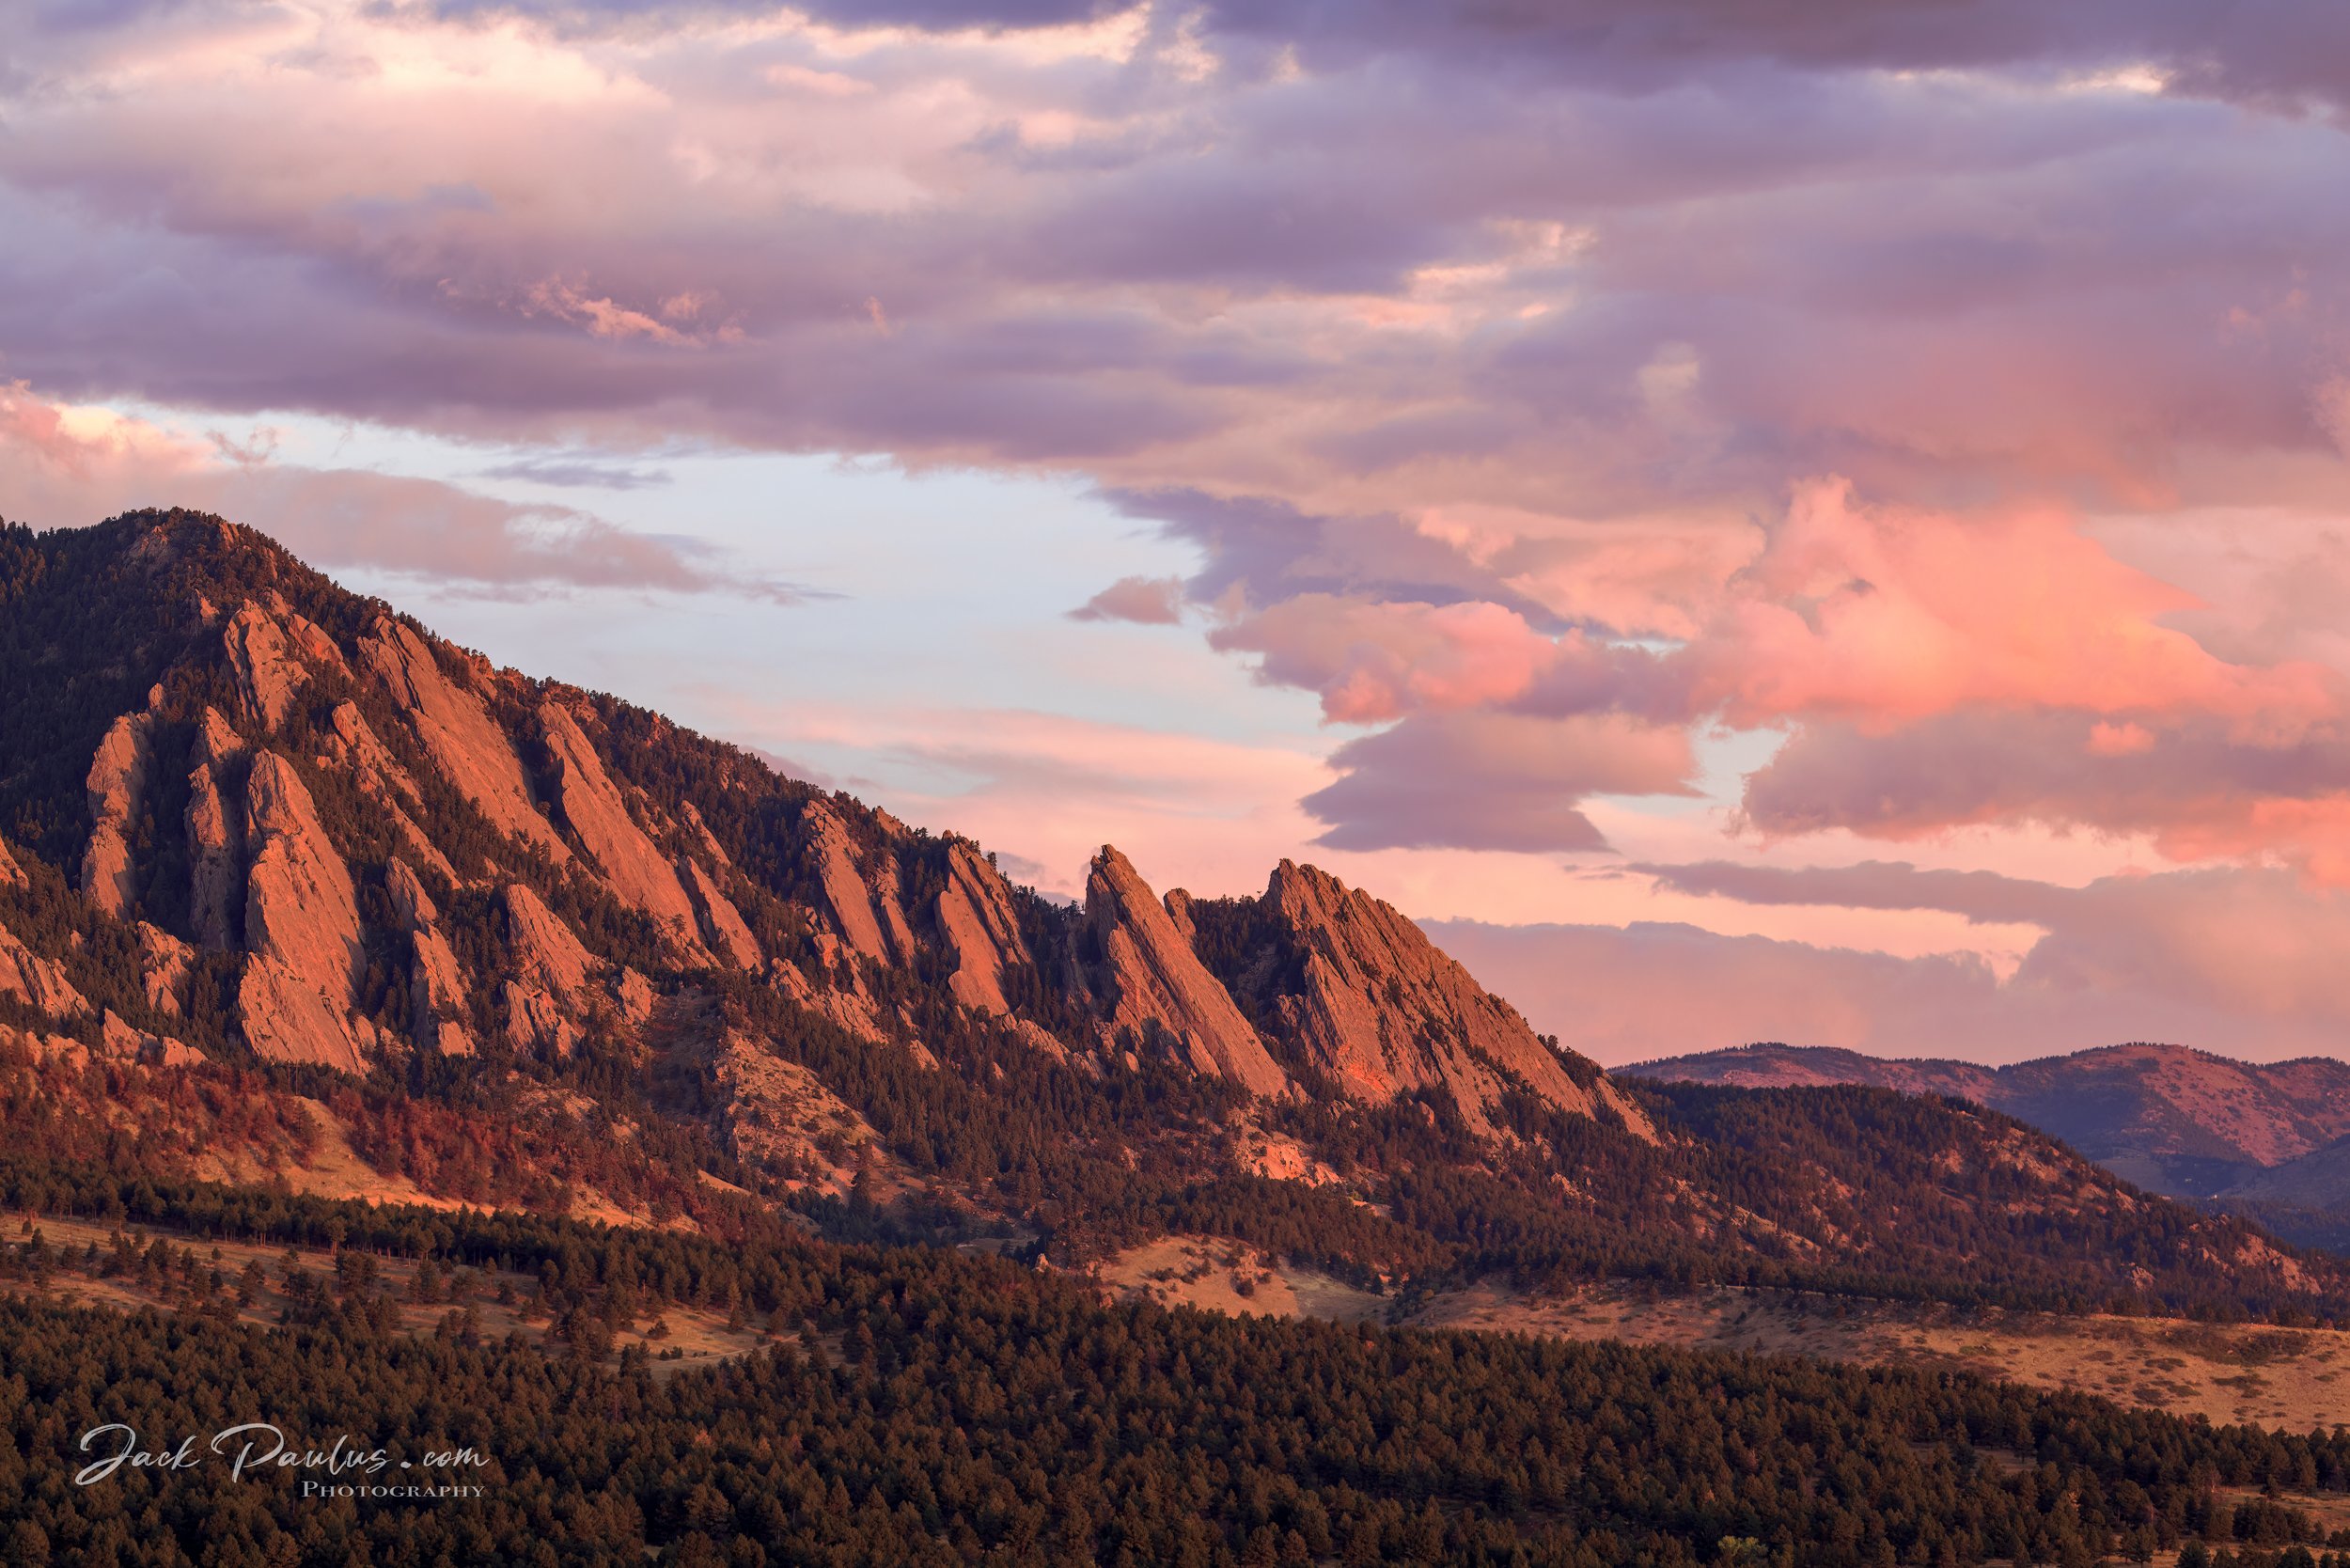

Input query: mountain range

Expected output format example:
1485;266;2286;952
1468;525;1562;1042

4;509;2347;1323
1623;1042;2350;1236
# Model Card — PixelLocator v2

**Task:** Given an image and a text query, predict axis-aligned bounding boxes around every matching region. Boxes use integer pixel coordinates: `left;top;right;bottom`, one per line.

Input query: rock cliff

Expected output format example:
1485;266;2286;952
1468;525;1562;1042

386;858;475;1056
1083;847;1290;1097
538;700;710;963
185;707;246;949
25;517;1651;1148
224;601;341;731
136;922;195;1015
238;751;371;1072
682;855;762;970
1262;860;1599;1132
936;841;1028;1016
0;923;87;1016
82;707;153;917
501;883;600;1057
803;799;898;964
358;616;568;862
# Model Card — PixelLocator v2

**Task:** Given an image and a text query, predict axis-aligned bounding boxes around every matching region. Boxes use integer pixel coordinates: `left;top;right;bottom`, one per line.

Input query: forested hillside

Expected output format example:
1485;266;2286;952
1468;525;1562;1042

0;510;2343;1328
1628;1043;2350;1251
5;1166;2350;1568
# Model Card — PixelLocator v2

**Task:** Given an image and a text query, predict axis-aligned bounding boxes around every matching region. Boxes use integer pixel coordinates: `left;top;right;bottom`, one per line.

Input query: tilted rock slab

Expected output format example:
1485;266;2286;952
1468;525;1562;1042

82;708;154;917
1263;859;1596;1134
236;751;370;1072
536;701;710;963
935;840;1028;1016
499;883;599;1057
225;603;301;730
1084;846;1288;1098
803;799;892;964
358;616;569;862
184;708;247;950
135;922;195;1016
0;923;87;1017
682;855;761;970
385;858;474;1056
322;701;456;884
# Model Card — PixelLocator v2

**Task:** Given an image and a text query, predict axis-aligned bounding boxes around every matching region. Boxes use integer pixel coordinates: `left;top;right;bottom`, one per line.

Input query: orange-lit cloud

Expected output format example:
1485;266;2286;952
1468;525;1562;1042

1689;479;2340;737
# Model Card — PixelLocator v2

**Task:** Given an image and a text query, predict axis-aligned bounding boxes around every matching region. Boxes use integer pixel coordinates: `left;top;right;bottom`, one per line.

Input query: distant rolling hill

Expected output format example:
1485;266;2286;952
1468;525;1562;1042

1622;1041;2350;1241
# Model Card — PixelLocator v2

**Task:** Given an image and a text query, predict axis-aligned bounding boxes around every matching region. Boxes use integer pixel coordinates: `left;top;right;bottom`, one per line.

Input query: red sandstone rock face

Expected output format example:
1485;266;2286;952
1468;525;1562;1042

323;701;454;883
1262;859;1598;1135
538;700;710;964
500;883;602;1058
185;708;247;950
386;858;475;1057
224;603;309;731
135;923;195;1016
82;708;154;917
0;923;87;1017
237;751;371;1073
27;532;1659;1155
803;799;893;964
358;616;569;862
100;1008;203;1069
1085;846;1290;1098
935;841;1027;1016
682;855;761;970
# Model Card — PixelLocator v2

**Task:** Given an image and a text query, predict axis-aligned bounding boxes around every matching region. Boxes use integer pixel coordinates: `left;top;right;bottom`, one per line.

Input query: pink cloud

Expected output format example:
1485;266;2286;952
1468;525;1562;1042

0;382;811;600
1068;573;1186;624
1688;479;2338;736
1210;594;1562;722
1535;859;2350;1062
14;0;2350;1021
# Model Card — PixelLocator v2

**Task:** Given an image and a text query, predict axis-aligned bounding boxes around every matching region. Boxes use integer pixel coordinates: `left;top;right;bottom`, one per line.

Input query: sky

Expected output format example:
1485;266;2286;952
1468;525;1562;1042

7;1;2350;1065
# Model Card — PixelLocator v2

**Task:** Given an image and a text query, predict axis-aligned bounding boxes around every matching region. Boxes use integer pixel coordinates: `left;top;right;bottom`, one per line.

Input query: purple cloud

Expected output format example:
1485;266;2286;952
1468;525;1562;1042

1068;574;1186;624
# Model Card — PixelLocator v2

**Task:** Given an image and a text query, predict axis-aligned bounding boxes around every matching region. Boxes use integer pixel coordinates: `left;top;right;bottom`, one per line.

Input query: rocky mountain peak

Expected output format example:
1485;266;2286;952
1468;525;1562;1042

1259;858;1614;1135
8;515;1666;1151
1084;847;1291;1097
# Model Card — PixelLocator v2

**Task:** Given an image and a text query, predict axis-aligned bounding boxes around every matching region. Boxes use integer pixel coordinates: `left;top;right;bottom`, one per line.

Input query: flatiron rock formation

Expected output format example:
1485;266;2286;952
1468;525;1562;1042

358;615;568;862
82;707;153;917
1083;847;1291;1097
1262;859;1604;1132
537;699;710;963
238;752;372;1072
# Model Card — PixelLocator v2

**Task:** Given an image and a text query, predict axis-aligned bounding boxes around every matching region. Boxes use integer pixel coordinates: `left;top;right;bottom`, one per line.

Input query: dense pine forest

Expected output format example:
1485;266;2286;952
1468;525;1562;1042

4;1166;2350;1568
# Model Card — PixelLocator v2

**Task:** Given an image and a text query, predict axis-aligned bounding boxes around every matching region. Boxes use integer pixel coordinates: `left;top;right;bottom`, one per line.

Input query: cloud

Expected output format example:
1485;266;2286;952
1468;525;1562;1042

1432;874;2350;1068
1615;858;2350;1039
476;456;674;490
1209;594;1561;721
1067;572;1184;623
10;0;2350;944
1683;478;2339;733
1304;709;1697;853
0;382;816;601
1735;709;2350;881
1634;858;2064;926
